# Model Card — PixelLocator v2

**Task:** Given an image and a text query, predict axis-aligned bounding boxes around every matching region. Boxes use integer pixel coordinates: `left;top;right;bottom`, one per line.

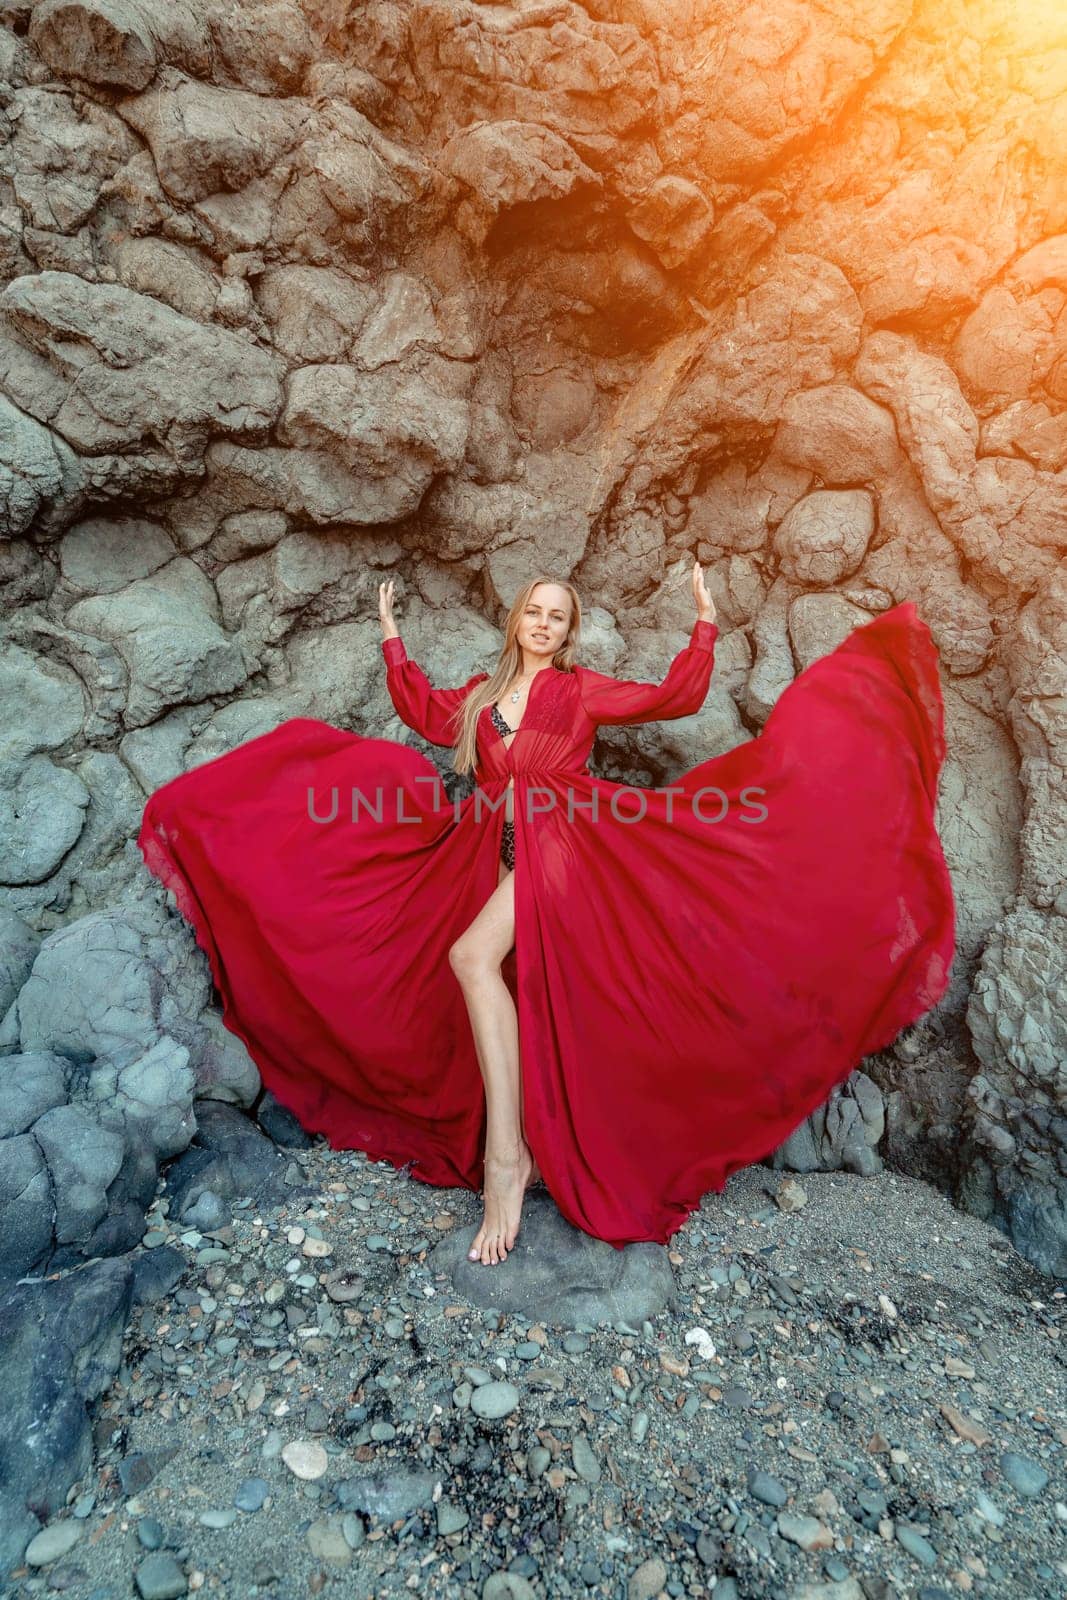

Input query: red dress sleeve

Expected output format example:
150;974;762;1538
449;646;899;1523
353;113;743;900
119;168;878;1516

577;619;718;726
381;636;488;747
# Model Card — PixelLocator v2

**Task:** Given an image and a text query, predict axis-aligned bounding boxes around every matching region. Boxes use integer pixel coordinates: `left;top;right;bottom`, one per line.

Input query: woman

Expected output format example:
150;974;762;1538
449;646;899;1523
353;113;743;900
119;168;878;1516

377;562;721;1267
138;566;955;1268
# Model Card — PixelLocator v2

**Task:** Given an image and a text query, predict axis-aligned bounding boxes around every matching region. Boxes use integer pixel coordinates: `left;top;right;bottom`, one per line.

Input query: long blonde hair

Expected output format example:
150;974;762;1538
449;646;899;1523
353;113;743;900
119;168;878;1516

448;576;583;776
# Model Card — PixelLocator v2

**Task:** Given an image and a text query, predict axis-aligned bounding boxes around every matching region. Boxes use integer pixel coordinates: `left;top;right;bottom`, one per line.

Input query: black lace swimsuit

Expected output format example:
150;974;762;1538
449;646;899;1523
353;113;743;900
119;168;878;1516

489;702;516;871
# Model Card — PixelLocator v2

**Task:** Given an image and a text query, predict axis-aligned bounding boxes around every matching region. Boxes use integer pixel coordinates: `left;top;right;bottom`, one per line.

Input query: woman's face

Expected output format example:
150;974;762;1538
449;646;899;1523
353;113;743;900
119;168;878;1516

518;584;572;660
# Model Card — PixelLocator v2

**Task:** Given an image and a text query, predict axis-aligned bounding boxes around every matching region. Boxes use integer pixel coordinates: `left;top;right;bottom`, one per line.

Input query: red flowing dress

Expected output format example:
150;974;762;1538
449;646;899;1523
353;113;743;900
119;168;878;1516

137;601;955;1247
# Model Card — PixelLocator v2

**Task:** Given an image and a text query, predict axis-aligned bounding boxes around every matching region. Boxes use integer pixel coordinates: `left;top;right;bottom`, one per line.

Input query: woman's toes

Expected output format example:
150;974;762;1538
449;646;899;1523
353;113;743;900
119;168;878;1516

470;1142;534;1265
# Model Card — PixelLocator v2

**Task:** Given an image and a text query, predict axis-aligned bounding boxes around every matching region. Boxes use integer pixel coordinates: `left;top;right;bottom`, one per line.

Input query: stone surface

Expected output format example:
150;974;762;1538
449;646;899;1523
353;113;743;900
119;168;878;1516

430;1189;678;1328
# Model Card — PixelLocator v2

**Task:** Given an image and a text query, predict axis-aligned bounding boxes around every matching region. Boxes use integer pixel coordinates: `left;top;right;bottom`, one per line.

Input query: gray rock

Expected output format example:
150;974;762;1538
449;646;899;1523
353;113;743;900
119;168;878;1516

177;1188;230;1230
0;1051;68;1138
571;1434;601;1482
134;1551;187;1598
204;440;409;530
255;1090;315;1149
0;271;283;470
0;753;91;884
17;910;184;1064
336;1468;439;1521
117;77;306;207
775;489;875;585
0;912;37;1021
771;1070;886;1176
29;0;212;91
59;514;177;596
0;392;82;539
747;1467;788;1506
277;361;471;523
0;639;85;766
628;1557;667;1600
234;1477;269;1513
130;1244;185;1305
67;556;249;728
773;384;900;481
256;265;375;364
0;1257;133;1576
32;1102;126;1246
1000;1450;1050;1498
483;1573;538;1600
777;1511;831;1549
23;1518;84;1565
895;1521;938;1565
118;1448;177;1495
965;906;1067;1278
92;1036;197;1161
469;1381;520;1420
7;87;136;238
430;1188;677;1328
0;1133;53;1279
162;1099;304;1214
438;120;599;240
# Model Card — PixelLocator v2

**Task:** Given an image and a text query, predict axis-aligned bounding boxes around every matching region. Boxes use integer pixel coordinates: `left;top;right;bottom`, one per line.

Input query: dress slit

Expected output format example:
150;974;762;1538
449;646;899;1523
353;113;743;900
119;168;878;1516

489;701;517;871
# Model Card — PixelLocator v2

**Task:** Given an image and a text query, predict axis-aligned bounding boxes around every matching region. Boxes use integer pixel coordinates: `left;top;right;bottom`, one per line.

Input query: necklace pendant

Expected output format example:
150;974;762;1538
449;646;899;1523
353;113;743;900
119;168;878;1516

510;689;521;703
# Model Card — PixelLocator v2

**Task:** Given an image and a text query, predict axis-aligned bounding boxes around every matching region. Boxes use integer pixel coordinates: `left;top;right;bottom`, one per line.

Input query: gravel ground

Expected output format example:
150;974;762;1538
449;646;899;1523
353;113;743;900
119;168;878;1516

7;1151;1064;1600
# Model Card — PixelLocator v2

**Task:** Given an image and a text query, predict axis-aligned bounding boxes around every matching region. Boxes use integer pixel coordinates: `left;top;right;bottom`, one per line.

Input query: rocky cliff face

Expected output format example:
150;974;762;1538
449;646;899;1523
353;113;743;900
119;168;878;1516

0;0;1063;1278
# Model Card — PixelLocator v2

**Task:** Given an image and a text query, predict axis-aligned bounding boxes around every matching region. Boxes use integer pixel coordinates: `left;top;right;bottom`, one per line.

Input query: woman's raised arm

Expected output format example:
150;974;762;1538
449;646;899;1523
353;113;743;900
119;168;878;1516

576;618;718;726
377;577;486;747
381;636;488;747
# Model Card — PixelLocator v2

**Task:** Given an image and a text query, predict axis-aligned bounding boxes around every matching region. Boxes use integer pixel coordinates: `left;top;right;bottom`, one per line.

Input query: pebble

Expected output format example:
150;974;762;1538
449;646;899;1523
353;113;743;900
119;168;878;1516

469;1380;520;1419
1001;1450;1050;1497
747;1467;788;1506
233;1477;269;1512
684;1326;716;1361
896;1521;939;1566
306;1515;352;1566
777;1511;833;1550
571;1434;601;1482
484;1574;537;1600
341;1512;365;1550
630;1410;650;1444
134;1552;187;1598
198;1507;238;1529
339;1469;437;1519
436;1500;469;1535
628;1556;667;1600
281;1439;329;1480
24;1520;84;1565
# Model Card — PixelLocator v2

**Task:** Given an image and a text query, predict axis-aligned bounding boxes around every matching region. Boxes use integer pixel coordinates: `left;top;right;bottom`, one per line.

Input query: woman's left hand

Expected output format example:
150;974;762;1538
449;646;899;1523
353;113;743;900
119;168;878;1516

692;559;716;624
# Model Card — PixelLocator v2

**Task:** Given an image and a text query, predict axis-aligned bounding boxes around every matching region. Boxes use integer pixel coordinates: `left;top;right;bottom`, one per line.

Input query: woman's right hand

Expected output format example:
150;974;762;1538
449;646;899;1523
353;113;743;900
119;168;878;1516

378;579;400;640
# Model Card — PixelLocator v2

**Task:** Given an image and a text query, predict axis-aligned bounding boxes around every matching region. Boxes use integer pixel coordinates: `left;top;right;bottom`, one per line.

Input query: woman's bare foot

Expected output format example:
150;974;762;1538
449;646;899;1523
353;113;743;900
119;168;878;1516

468;1140;534;1265
527;1157;542;1189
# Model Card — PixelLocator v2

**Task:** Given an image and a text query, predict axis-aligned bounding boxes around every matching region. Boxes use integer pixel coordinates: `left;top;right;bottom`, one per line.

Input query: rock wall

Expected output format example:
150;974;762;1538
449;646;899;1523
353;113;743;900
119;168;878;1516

0;0;1064;1276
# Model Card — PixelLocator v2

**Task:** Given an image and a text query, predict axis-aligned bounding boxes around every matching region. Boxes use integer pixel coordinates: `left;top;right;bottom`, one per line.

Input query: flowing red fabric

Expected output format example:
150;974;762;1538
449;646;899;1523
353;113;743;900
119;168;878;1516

137;602;955;1247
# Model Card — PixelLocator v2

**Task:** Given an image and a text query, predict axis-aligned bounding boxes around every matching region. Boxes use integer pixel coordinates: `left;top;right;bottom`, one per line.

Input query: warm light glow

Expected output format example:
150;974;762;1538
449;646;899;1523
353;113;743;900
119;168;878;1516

993;0;1067;46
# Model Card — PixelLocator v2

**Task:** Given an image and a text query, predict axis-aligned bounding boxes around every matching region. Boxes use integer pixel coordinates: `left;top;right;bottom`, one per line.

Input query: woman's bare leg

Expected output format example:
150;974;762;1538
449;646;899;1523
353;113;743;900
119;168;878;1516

449;863;536;1265
494;855;542;1191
